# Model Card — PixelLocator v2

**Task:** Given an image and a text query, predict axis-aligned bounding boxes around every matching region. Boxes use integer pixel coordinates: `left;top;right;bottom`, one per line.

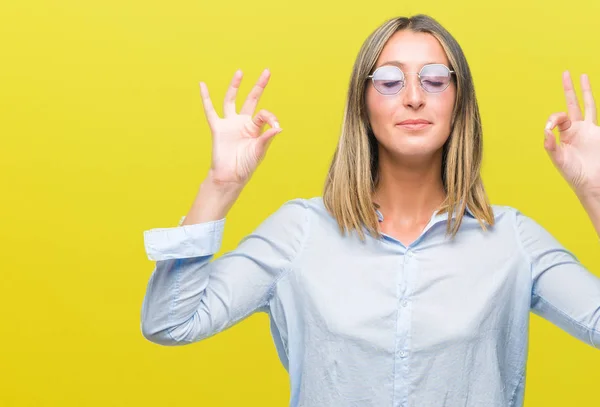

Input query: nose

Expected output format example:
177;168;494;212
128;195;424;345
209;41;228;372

402;75;425;110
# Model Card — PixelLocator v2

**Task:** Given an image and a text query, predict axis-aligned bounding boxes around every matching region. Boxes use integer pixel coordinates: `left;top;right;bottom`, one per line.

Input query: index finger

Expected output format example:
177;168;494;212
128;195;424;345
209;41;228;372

239;69;271;115
223;70;243;118
563;71;583;121
581;73;597;124
199;82;219;125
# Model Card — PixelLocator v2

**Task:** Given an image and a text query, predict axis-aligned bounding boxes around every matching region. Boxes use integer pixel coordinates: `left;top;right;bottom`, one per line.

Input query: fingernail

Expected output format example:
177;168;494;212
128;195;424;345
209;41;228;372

545;122;552;130
273;121;280;128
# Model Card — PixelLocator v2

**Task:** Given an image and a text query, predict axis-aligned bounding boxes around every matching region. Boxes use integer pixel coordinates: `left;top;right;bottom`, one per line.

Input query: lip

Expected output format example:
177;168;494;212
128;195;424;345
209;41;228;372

395;120;432;131
397;119;432;125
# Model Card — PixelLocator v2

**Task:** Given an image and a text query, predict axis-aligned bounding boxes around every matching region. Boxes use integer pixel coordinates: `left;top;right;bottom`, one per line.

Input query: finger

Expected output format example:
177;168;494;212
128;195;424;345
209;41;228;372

251;109;280;135
199;82;219;125
240;69;271;116
544;128;565;168
563;71;583;121
581;73;597;124
546;112;571;136
223;70;243;117
257;127;283;150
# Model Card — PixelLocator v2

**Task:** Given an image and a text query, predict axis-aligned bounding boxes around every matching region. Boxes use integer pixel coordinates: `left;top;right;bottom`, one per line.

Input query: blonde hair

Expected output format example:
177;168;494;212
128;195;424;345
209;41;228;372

323;14;495;241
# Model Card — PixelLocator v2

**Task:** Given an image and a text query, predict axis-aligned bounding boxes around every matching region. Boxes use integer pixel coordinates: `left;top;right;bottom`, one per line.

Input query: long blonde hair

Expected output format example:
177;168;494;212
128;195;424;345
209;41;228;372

323;14;495;241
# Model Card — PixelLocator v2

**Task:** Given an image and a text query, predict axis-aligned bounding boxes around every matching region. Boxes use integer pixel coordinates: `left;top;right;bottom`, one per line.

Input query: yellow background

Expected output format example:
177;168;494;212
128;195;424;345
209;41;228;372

1;0;600;405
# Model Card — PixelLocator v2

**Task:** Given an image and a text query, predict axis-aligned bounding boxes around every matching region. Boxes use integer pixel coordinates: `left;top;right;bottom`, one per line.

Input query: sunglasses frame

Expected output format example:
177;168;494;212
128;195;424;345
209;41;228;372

367;63;456;95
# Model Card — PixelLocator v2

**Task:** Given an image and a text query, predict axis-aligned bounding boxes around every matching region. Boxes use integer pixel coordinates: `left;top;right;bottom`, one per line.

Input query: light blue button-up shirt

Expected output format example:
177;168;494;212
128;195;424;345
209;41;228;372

141;197;600;407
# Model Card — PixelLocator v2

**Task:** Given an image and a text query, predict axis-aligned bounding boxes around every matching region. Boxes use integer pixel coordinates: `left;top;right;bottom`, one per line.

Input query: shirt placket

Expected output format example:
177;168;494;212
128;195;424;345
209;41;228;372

393;247;415;407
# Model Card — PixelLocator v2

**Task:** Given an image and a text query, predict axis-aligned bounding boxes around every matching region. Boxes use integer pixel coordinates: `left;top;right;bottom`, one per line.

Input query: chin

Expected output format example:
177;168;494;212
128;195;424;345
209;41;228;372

378;137;446;162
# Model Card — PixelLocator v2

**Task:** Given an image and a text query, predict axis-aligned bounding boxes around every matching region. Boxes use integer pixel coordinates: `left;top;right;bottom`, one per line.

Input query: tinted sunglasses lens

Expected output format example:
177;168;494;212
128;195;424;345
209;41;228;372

420;65;451;93
372;66;404;95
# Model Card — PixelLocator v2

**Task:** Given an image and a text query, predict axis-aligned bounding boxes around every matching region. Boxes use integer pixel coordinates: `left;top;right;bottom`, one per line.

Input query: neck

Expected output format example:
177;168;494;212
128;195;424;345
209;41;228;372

373;151;446;225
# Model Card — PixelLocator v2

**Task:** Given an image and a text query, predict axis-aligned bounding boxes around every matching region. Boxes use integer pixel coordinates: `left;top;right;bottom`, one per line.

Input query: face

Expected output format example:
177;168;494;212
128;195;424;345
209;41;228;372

366;30;456;163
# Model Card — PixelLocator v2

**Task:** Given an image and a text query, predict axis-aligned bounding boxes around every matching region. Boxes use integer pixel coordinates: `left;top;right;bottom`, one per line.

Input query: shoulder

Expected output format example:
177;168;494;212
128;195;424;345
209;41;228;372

275;196;329;218
488;204;518;219
261;196;326;233
250;197;329;258
486;204;536;228
487;204;559;250
266;196;337;236
488;204;540;227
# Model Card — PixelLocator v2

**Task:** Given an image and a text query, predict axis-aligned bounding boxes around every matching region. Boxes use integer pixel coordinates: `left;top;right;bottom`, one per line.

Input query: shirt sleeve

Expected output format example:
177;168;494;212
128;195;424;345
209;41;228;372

140;198;309;346
514;209;600;349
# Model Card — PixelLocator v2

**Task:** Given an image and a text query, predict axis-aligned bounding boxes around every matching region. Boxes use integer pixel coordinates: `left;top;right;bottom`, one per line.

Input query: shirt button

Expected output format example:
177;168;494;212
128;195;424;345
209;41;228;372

406;250;413;257
399;350;408;358
401;300;408;307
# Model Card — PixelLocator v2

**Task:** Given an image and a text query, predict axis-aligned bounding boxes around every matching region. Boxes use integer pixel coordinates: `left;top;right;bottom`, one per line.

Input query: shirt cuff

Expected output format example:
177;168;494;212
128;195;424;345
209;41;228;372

143;218;225;261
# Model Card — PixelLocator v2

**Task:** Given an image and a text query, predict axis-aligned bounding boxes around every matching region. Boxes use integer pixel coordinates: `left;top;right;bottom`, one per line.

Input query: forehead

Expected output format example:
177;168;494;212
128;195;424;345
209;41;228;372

375;30;449;68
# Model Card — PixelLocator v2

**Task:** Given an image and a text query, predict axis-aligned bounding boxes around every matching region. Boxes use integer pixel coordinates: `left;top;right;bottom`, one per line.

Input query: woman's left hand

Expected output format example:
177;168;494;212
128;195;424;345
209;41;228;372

545;71;600;198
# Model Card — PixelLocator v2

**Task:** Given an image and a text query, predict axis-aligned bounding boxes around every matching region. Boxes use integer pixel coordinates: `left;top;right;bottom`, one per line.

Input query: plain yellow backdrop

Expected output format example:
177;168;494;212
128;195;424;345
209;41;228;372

1;0;600;405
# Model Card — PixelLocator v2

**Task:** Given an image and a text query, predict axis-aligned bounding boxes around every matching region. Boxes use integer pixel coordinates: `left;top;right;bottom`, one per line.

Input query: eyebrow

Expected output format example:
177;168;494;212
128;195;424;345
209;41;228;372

378;61;441;68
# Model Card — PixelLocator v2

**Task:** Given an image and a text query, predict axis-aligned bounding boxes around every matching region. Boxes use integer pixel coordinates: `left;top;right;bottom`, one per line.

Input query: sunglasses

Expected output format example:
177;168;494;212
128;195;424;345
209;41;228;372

367;63;455;95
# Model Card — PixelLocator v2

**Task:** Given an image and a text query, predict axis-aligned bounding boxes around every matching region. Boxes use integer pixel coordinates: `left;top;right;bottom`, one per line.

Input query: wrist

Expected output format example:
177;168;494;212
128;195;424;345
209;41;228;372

180;175;244;226
575;187;600;205
575;188;600;239
204;170;247;193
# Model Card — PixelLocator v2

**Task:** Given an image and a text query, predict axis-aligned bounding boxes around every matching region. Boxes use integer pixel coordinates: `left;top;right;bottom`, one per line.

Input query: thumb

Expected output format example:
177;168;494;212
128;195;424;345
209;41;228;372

544;128;565;168
256;127;283;150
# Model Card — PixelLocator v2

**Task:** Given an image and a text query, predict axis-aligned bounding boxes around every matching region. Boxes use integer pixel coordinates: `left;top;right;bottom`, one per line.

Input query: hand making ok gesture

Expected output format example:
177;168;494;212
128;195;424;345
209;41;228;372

544;71;600;198
200;69;283;186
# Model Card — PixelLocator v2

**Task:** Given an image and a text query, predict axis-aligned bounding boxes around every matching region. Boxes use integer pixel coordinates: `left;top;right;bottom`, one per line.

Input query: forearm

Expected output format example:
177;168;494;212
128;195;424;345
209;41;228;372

182;172;245;225
576;190;600;238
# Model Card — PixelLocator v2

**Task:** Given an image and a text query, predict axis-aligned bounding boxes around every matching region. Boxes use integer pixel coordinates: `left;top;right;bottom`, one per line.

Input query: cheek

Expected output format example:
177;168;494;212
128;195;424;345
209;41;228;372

366;89;396;127
433;90;456;127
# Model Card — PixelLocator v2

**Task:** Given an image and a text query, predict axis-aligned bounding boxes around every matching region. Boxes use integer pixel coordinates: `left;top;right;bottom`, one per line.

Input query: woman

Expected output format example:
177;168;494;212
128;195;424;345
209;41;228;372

140;15;600;407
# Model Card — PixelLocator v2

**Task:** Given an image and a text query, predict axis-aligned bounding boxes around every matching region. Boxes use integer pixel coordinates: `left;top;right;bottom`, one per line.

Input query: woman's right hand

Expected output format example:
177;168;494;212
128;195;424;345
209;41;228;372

200;69;282;187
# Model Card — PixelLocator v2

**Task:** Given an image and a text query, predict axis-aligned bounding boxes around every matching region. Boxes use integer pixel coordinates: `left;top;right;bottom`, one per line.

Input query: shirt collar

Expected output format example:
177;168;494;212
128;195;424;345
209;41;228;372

375;201;475;223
